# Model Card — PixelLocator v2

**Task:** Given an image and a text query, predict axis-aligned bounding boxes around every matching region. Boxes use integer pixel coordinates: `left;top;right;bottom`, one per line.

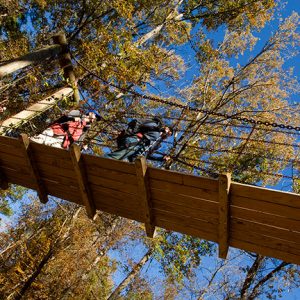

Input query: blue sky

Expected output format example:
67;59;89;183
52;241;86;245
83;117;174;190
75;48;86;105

1;1;300;298
108;2;300;299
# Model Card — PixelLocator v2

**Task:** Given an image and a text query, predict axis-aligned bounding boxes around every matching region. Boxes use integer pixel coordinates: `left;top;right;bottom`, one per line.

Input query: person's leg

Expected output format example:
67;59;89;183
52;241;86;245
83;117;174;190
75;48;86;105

105;136;142;161
105;147;133;161
30;128;64;148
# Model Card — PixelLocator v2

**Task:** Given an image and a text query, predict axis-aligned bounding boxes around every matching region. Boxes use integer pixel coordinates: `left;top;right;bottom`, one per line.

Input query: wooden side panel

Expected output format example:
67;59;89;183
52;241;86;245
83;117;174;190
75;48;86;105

88;164;138;185
84;154;136;174
86;154;141;220
44;180;82;204
231;218;300;247
0;136;22;147
2;167;36;190
90;186;144;222
29;142;81;204
154;211;218;242
231;182;300;208
30;142;71;160
230;182;300;260
0;144;24;157
230;239;300;265
149;168;219;243
151;189;218;213
150;179;218;201
148;167;219;190
0;136;300;264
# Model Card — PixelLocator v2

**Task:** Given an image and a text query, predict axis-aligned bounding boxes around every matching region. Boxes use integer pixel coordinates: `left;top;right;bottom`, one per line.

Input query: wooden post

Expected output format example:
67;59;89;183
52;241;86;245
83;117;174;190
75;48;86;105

0;45;62;78
53;33;80;103
0;87;73;135
0;160;8;190
69;144;96;219
135;157;156;238
218;173;231;259
19;134;48;204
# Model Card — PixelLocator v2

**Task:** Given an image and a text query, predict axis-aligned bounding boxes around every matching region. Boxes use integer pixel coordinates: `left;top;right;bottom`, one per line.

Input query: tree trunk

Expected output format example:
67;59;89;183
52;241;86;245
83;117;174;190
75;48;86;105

14;247;53;300
0;45;62;78
53;33;80;103
107;249;153;300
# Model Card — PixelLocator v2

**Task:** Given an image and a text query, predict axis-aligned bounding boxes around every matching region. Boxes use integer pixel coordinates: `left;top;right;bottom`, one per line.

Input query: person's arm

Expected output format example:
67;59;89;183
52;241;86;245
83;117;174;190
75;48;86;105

66;110;81;120
52;110;81;126
139;119;161;133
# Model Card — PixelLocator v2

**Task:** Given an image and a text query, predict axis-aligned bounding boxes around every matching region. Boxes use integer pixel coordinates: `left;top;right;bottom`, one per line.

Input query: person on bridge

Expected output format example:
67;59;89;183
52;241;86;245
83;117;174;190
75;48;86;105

105;117;173;162
30;110;100;150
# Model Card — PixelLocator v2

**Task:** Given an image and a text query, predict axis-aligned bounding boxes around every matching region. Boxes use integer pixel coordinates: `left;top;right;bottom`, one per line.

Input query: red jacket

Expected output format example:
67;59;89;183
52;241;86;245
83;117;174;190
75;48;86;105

51;120;87;149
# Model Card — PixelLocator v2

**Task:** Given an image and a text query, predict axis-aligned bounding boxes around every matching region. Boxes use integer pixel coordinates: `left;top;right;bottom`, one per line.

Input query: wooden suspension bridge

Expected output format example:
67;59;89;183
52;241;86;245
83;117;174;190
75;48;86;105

0;134;299;264
1;33;300;265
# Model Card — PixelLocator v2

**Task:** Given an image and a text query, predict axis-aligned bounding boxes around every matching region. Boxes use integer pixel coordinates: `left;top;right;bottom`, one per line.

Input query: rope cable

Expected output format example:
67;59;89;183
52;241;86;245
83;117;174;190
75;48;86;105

72;57;300;132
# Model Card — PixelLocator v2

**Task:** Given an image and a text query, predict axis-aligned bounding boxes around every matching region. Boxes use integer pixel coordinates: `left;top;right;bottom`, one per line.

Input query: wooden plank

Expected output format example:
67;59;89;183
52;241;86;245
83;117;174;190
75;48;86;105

231;182;300;208
230;239;300;265
0;88;73;134
38;168;78;187
153;209;218;236
84;154;136;174
0;143;25;157
148;167;219;190
231;218;300;244
11;109;46;119
90;184;140;208
151;189;218;214
218;173;231;259
0;118;21;127
70;144;96;219
88;164;138;185
231;206;300;232
20;102;50;112
230;230;300;256
36;162;75;179
19;134;48;204
135;157;156;237
232;195;300;221
2;167;36;189
0;151;29;166
87;174;138;194
152;199;218;223
150;179;219;201
153;211;218;242
33;153;73;170
45;180;82;204
30;142;70;160
92;192;145;222
0;136;22;148
0;157;8;189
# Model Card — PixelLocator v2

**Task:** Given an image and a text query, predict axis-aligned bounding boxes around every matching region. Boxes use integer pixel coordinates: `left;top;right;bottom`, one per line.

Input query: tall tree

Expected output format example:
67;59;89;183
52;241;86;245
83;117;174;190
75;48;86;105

0;198;124;299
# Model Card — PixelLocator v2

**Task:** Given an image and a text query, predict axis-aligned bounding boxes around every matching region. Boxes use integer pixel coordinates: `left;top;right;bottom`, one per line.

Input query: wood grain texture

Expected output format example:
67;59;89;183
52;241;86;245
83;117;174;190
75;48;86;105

19;134;48;203
84;154;136;174
148;167;219;191
232;195;300;220
135;157;155;237
231;218;300;244
231;206;300;232
230;239;300;265
218;173;231;259
70;145;96;218
231;182;300;208
0;135;299;264
150;179;218;201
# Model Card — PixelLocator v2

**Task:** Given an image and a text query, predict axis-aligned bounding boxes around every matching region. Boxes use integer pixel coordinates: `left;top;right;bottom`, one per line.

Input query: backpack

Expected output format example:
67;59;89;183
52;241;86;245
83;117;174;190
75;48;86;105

116;117;163;148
